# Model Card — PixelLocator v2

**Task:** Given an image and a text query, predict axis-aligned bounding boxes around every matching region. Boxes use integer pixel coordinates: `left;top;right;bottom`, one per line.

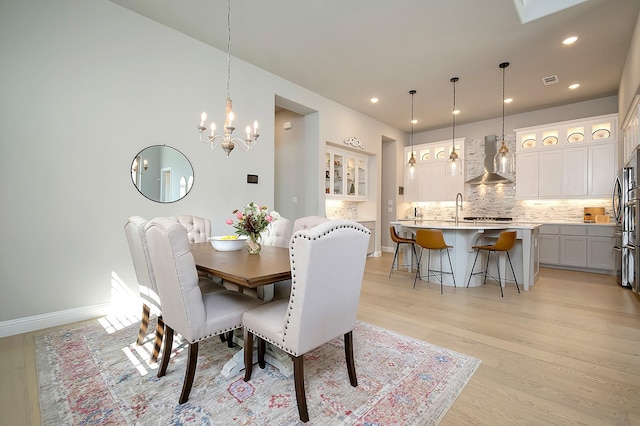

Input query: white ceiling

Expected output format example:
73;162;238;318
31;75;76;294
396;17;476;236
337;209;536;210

109;0;639;133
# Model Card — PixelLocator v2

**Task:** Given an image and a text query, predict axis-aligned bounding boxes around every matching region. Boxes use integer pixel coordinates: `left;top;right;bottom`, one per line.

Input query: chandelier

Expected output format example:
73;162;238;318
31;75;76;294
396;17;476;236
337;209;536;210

406;90;417;180
446;77;462;176
197;0;259;156
494;62;514;174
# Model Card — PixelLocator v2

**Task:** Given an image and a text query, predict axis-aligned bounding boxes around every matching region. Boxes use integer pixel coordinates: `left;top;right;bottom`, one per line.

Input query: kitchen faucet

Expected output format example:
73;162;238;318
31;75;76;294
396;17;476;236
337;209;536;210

455;192;464;225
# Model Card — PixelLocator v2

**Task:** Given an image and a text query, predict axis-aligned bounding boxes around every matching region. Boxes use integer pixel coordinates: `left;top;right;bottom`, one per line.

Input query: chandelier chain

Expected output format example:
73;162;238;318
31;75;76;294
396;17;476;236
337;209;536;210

226;0;231;99
502;65;505;141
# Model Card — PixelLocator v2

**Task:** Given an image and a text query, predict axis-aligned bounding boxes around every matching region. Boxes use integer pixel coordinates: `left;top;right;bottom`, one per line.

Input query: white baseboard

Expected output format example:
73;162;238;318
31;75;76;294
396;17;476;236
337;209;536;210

0;303;112;338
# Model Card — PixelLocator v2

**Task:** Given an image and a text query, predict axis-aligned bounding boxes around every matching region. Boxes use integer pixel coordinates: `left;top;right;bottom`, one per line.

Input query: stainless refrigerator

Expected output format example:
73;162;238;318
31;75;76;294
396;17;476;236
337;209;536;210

621;146;640;292
613;166;633;288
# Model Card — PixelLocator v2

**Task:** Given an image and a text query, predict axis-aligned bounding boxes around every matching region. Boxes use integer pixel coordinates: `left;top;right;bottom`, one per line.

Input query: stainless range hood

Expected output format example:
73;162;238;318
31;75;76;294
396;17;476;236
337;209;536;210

466;135;513;185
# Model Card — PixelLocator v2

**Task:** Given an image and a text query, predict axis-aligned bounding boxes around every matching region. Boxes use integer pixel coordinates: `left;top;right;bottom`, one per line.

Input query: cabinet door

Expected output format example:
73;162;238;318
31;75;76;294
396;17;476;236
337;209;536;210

430;163;447;201
325;152;331;195
562;147;587;196
538;151;562;197
587;236;614;270
333;152;344;196
445;173;464;201
589;144;616;196
357;158;367;197
516;152;539;198
560;235;588;267
539;234;560;264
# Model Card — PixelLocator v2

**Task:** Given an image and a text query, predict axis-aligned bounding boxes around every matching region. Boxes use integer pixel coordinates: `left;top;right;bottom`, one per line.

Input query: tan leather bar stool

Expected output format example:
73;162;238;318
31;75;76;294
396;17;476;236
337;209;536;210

466;230;520;297
413;229;455;294
389;226;419;278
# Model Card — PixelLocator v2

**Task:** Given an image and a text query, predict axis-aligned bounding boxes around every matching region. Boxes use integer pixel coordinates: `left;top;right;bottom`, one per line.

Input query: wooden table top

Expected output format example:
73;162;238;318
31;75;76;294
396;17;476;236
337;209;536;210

190;242;291;289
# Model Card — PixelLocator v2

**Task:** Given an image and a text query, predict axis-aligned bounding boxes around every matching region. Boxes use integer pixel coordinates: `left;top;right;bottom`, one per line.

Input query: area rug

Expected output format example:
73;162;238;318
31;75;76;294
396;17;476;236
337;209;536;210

35;316;480;425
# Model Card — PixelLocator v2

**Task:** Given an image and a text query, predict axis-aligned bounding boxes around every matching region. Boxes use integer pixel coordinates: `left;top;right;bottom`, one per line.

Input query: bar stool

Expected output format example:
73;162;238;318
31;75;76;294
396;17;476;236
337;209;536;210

413;229;456;294
466;230;520;297
389;226;419;278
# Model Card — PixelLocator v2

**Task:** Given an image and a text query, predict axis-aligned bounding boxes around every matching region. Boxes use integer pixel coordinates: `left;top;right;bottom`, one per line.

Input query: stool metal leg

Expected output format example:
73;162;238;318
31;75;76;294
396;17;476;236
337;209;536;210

389;243;401;278
483;251;491;286
467;250;480;288
494;251;503;297
446;249;456;288
507;252;520;293
413;247;423;289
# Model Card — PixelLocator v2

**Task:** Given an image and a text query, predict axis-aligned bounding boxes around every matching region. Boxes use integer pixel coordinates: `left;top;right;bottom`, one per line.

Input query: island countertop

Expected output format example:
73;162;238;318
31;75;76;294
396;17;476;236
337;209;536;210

392;220;541;230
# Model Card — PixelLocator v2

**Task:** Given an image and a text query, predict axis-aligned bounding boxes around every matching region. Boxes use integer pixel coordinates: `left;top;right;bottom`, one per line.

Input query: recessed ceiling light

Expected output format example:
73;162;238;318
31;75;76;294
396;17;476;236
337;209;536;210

563;36;578;45
453;109;460;115
504;98;513;104
411;119;418;124
370;97;379;103
569;83;580;89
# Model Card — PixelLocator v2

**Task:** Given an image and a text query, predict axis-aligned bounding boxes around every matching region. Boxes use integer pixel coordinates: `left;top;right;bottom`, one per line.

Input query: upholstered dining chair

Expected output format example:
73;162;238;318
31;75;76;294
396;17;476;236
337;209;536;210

168;215;211;243
251;217;293;300
292;215;330;233
144;217;264;404
124;216;163;360
125;216;226;362
242;220;370;423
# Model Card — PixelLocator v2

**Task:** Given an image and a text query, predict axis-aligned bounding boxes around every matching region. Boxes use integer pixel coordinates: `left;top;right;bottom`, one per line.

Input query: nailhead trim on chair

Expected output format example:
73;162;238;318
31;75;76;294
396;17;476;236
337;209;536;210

191;324;242;344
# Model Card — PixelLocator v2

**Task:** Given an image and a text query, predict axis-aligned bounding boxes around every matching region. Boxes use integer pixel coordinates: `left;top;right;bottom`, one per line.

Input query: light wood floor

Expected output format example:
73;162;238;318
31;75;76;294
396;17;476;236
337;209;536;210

2;253;640;425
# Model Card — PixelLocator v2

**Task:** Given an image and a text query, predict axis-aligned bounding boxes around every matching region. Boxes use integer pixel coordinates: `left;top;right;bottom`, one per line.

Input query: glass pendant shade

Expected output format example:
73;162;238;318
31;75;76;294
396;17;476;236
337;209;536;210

406;153;417;180
494;139;514;174
446;77;462;177
495;62;513;174
446;150;462;176
406;90;417;180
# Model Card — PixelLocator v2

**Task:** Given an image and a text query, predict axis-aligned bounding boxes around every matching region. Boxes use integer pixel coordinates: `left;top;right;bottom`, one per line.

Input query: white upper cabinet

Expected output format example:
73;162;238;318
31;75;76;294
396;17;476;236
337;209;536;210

404;138;465;202
325;147;368;201
515;113;617;199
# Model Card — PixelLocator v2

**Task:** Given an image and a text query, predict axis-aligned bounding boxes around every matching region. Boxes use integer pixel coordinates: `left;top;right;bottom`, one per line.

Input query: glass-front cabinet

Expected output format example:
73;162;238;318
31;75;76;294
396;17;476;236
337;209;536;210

325;147;368;200
515;113;617;199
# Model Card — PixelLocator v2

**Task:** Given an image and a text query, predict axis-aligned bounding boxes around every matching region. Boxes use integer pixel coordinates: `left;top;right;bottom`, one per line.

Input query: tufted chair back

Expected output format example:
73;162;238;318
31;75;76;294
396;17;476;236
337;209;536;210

292;215;329;234
168;215;211;243
124;216;160;311
261;217;292;249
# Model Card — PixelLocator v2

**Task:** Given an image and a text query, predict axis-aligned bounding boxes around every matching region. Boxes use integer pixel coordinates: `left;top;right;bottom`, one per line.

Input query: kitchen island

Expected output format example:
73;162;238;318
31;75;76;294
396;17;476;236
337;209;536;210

392;220;541;291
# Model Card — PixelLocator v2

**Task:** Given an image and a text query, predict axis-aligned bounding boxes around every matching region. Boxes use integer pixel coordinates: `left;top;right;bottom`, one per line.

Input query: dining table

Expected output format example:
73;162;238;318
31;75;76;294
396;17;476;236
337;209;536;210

190;242;293;377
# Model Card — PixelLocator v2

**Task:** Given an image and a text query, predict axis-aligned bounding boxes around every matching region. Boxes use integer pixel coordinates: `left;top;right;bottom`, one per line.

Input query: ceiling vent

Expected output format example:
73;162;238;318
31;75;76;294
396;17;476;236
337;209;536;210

542;75;559;85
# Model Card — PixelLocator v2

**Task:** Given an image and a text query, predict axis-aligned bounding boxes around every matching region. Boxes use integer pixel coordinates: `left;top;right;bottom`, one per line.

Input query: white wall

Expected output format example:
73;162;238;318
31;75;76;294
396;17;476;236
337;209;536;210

0;0;405;334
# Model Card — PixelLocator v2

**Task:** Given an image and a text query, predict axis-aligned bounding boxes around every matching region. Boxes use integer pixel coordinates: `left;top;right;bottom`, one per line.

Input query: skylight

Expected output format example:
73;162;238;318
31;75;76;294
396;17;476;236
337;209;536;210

512;0;588;24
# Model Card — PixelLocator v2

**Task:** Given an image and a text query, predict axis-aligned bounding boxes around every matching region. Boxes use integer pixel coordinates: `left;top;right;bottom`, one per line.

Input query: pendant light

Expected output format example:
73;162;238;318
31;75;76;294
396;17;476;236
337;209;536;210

494;62;514;174
406;89;417;180
446;77;462;176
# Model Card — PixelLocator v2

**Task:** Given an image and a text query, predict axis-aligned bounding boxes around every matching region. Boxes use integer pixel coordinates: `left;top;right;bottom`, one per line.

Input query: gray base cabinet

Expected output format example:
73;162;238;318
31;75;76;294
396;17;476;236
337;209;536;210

539;224;614;272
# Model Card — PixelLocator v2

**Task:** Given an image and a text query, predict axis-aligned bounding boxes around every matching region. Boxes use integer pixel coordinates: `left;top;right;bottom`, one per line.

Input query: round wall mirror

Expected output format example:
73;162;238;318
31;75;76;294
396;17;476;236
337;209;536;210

130;145;194;203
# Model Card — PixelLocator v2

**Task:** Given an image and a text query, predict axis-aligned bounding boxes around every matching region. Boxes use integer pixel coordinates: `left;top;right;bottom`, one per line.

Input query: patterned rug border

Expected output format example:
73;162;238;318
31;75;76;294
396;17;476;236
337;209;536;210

35;317;481;425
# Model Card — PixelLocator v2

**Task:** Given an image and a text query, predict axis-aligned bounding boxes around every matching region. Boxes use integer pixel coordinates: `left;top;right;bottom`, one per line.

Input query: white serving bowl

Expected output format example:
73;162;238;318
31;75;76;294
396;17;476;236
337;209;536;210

208;235;248;251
